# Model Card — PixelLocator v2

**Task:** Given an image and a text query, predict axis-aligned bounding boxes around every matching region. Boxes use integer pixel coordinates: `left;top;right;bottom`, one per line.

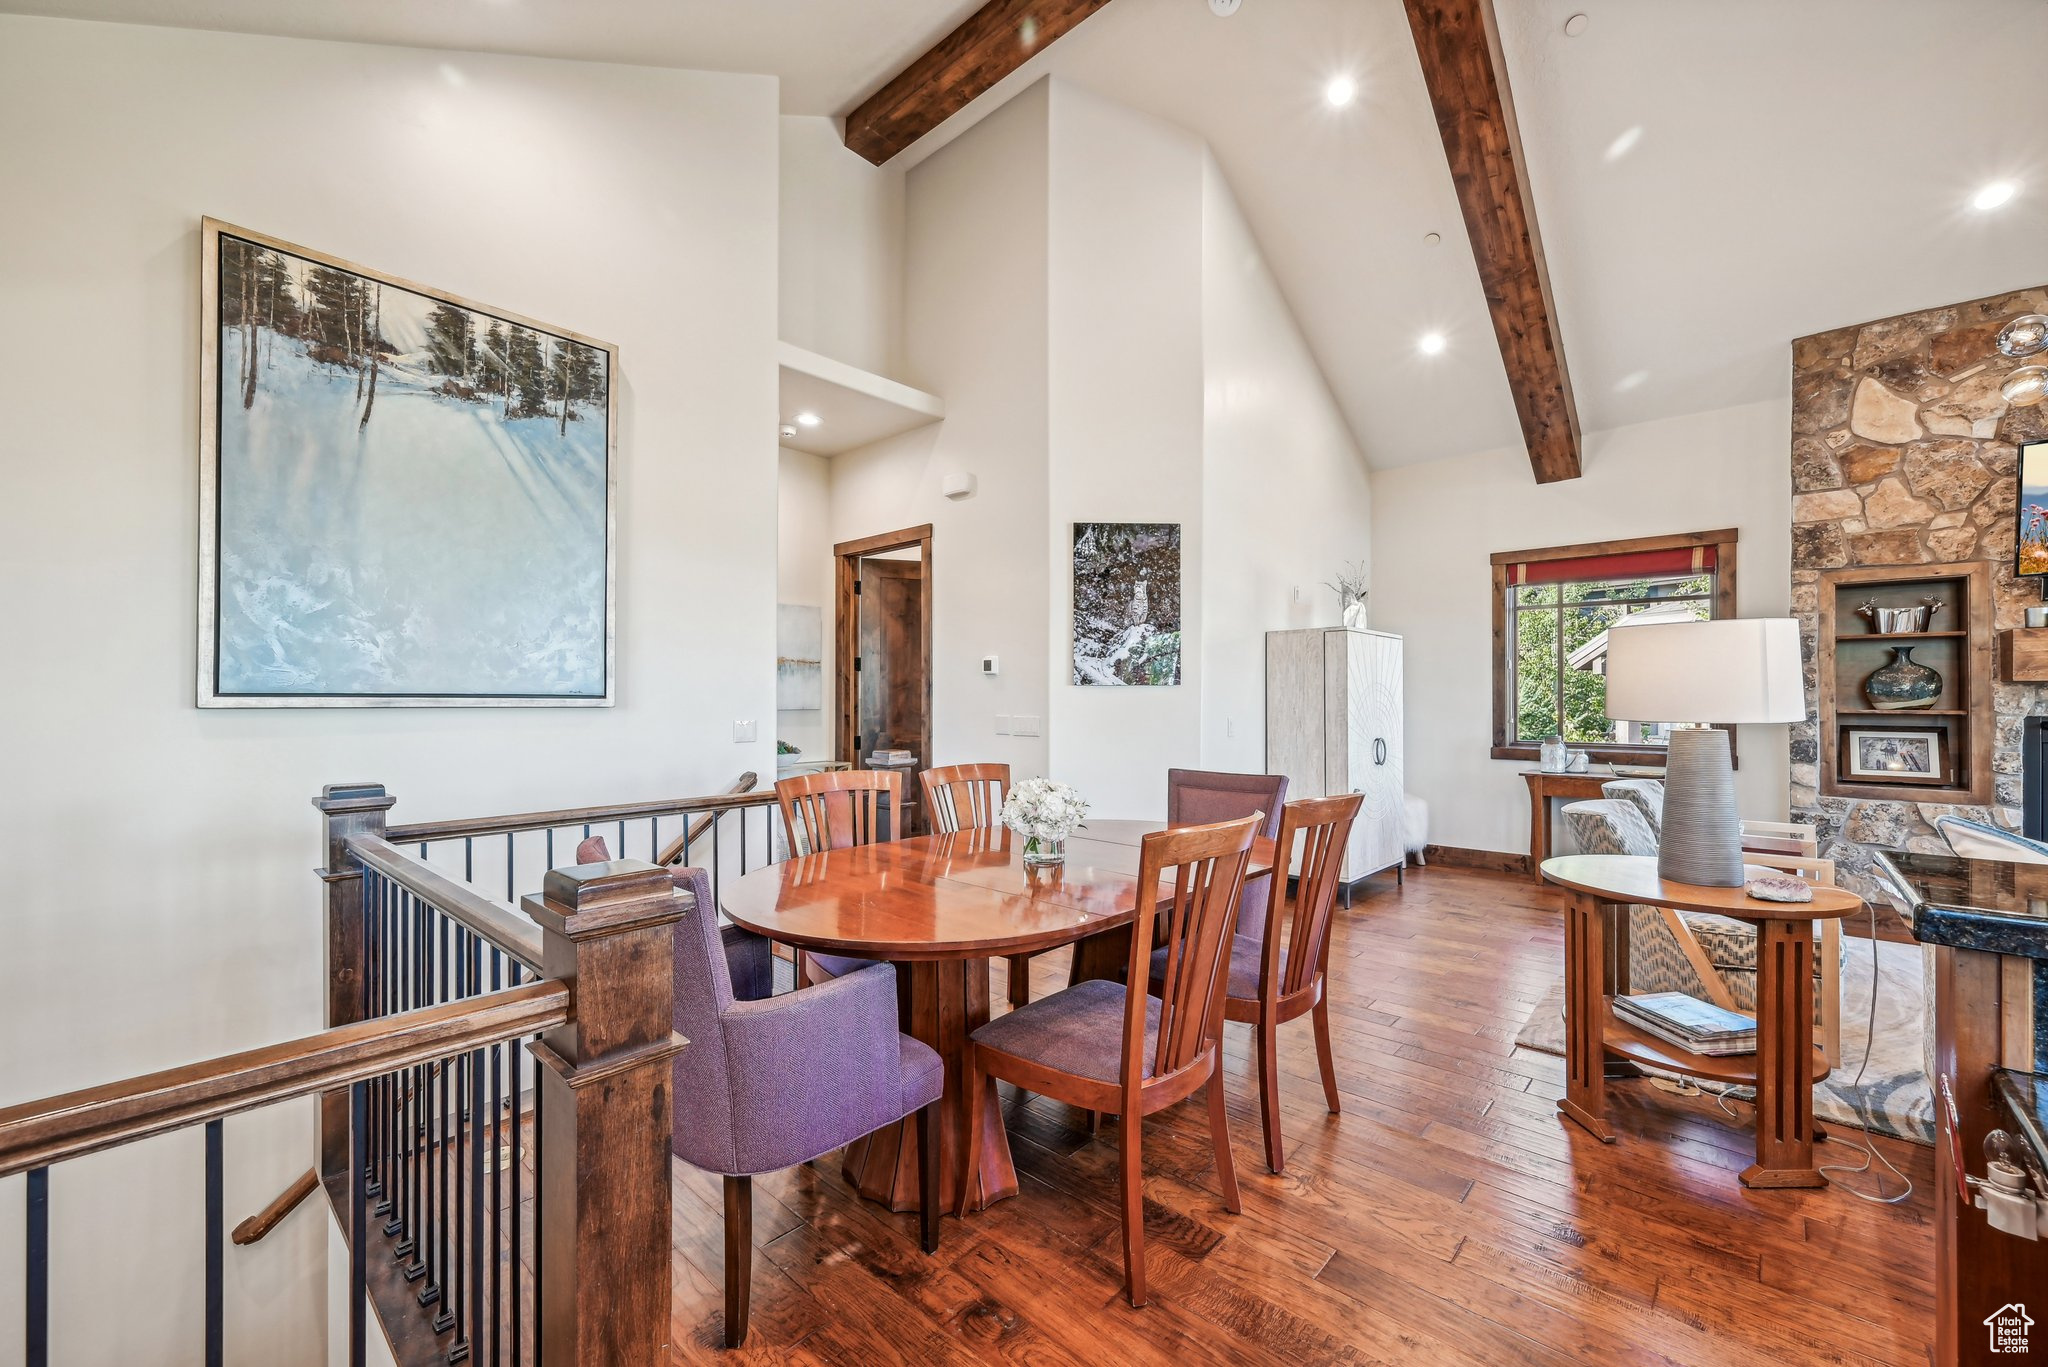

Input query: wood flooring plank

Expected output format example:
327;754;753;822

664;865;1935;1364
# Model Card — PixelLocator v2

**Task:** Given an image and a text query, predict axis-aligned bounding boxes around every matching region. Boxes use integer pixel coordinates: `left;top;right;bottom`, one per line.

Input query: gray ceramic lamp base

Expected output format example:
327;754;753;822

1658;727;1743;888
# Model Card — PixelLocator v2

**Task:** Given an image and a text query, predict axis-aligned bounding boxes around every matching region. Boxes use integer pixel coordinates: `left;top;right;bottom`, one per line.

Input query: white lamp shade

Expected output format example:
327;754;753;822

1603;617;1806;725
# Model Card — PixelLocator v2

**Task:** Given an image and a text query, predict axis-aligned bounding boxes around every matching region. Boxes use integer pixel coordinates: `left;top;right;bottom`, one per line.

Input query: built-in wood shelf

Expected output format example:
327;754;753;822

1815;561;1993;806
1998;628;2048;682
1837;631;1970;641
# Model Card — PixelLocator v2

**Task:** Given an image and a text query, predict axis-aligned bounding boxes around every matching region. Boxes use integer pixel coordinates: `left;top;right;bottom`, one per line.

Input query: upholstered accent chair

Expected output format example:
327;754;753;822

1561;799;1843;1061
575;835;773;997
668;865;944;1346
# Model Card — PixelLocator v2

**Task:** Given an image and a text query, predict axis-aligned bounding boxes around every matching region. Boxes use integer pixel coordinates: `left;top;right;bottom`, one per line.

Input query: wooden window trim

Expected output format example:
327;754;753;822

1489;529;1740;764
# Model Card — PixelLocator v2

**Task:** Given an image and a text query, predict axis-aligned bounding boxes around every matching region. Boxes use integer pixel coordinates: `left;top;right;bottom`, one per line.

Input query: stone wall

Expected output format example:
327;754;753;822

1790;284;2048;891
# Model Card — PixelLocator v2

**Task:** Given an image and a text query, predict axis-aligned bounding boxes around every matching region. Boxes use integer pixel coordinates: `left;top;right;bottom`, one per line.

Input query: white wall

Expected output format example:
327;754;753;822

1044;85;1207;818
0;17;778;1362
822;78;1374;809
1369;397;1794;856
778;115;904;376
830;81;1055;778
776;446;834;761
1198;155;1373;774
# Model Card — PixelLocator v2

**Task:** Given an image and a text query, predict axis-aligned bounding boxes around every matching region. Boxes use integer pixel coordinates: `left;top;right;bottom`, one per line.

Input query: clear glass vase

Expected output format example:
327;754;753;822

1022;835;1066;867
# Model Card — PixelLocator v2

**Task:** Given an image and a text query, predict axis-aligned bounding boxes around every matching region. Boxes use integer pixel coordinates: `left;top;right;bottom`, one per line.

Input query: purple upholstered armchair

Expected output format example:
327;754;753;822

1167;769;1287;939
668;866;944;1347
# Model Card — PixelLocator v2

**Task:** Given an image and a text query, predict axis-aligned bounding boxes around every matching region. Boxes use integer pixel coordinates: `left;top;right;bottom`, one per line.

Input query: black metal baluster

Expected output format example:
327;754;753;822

651;816;660;864
530;1049;542;1361
403;893;425;1280
487;948;504;1366
509;962;524;1367
545;828;554;869
464;836;474;886
506;833;515;905
740;804;748;873
617;818;627;860
448;930;469;1351
367;876;386;1214
205;1119;223;1367
465;1029;486;1363
351;1080;369;1367
433;914;453;1330
382;876;399;1228
27;1165;48;1367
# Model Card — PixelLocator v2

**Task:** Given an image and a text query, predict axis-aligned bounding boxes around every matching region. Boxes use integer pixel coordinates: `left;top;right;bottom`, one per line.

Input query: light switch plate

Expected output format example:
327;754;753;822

995;715;1012;735
733;719;757;743
1013;715;1040;737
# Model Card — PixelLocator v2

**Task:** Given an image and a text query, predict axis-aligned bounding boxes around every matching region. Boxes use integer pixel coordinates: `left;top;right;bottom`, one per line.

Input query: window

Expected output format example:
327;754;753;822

1489;530;1738;763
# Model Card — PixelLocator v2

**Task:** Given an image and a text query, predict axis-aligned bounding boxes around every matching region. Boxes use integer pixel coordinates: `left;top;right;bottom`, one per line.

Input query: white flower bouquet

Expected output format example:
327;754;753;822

1001;777;1089;865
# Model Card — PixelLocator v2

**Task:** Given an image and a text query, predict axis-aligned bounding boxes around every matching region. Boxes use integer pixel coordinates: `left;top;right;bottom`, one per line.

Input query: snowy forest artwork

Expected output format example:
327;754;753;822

199;222;614;706
1072;522;1182;686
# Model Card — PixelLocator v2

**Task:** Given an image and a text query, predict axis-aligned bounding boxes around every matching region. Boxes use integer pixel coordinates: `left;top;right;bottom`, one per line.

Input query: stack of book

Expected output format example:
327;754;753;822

1614;992;1757;1056
869;749;916;766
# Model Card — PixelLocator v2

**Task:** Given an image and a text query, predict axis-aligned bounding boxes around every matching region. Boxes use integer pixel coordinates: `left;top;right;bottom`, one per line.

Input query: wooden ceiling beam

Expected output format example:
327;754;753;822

1403;0;1582;483
843;0;1115;166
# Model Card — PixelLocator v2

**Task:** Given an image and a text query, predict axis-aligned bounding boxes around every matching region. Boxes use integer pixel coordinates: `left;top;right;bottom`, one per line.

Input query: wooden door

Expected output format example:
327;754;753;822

857;557;929;834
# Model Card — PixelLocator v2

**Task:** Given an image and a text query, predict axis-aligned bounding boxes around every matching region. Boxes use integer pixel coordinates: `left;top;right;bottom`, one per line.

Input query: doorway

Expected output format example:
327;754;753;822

834;524;933;835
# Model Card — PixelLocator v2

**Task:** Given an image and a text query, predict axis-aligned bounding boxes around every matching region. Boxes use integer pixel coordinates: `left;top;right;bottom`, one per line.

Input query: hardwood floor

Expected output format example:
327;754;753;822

669;865;1935;1365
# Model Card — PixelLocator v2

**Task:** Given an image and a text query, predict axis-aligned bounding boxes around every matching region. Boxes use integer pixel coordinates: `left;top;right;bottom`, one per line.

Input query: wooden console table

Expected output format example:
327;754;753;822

1540;854;1862;1188
1521;769;1614;875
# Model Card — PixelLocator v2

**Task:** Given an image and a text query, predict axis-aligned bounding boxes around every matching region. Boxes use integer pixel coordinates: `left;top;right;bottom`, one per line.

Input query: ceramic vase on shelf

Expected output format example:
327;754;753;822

1864;646;1942;710
1342;598;1368;629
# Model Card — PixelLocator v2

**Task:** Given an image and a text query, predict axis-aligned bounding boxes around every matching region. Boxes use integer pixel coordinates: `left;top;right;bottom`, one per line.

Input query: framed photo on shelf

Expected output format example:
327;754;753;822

1842;725;1949;784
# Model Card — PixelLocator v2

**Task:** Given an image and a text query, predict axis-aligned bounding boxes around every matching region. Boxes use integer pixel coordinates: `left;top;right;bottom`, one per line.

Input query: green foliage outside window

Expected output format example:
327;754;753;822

1512;575;1711;745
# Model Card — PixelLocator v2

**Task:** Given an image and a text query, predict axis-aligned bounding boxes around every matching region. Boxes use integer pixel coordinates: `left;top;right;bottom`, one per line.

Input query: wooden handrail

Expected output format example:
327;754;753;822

655;771;762;866
0;981;568;1179
385;777;773;845
234;1167;318;1245
347;834;548;970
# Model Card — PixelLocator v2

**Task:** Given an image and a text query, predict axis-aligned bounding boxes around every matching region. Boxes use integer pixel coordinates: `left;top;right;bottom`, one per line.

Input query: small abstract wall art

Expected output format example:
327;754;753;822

2016;440;2048;578
777;603;823;710
1072;522;1182;686
197;219;615;707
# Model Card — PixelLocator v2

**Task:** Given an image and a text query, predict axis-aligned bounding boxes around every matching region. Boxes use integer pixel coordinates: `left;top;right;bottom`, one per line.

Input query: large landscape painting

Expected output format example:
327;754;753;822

199;220;614;706
1072;522;1181;686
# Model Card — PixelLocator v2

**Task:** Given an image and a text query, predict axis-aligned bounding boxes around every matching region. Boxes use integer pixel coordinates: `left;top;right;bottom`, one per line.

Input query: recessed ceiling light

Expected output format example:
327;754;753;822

1418;332;1447;356
1603;126;1643;163
795;411;822;428
1324;75;1357;109
1972;180;2019;212
1614;370;1649;393
1563;13;1589;36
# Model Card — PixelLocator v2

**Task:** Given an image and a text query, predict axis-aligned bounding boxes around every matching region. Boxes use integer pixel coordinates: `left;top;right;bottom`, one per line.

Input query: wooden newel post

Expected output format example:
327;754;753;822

521;861;687;1367
313;782;397;1178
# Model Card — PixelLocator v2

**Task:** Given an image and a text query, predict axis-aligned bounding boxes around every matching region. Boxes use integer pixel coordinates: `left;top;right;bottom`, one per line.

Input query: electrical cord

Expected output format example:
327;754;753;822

1660;897;1914;1203
1813;895;1914;1204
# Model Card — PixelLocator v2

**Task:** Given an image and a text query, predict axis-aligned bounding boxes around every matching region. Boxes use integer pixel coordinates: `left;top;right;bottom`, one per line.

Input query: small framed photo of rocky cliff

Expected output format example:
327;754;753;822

1072;522;1182;685
197;219;616;707
2016;440;2048;579
1842;725;1949;785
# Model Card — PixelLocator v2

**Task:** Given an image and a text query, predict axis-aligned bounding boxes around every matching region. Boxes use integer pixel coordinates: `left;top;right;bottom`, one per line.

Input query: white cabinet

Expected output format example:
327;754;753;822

1265;628;1405;883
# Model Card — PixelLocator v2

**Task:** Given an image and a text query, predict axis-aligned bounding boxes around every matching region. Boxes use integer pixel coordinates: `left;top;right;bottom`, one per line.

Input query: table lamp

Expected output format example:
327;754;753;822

1603;617;1806;887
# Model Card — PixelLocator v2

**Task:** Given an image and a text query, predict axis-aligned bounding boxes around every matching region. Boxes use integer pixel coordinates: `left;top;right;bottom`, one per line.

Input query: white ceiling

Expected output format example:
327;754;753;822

892;0;2048;468
13;0;2048;469
0;0;983;113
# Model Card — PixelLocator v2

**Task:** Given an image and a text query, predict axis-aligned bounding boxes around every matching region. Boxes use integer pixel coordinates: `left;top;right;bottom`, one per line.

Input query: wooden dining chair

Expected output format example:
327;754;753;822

775;769;902;985
1155;793;1361;1174
921;763;1038;1007
955;813;1257;1307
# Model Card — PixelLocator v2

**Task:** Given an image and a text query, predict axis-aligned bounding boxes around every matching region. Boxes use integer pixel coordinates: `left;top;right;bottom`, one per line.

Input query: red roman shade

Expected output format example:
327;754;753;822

1507;543;1717;588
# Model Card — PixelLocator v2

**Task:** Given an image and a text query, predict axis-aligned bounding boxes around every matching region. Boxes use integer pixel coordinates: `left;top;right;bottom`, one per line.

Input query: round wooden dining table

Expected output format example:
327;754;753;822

720;819;1276;1214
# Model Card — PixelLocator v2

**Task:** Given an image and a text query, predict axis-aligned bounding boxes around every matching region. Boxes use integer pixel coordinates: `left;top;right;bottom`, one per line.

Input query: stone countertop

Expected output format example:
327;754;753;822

1873;848;2048;1074
1871;849;2048;958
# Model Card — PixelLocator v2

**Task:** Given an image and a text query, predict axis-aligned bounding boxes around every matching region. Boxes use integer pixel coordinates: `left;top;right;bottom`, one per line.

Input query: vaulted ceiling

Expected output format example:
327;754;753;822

16;0;2047;469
